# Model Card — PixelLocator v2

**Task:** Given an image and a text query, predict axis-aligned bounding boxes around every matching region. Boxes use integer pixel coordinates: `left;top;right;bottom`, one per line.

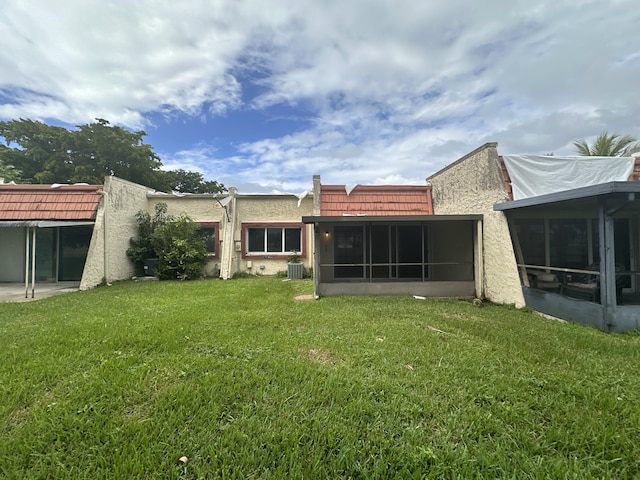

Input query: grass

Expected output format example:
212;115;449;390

1;277;639;479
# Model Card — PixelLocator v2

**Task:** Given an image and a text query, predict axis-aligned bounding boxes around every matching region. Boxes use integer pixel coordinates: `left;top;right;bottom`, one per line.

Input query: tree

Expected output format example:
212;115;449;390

0;145;23;182
0;118;226;193
574;132;638;157
164;169;226;194
0;119;72;183
69;118;167;189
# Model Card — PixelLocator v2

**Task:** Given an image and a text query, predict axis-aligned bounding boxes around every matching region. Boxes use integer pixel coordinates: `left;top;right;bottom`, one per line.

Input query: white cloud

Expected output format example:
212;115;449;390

1;0;639;191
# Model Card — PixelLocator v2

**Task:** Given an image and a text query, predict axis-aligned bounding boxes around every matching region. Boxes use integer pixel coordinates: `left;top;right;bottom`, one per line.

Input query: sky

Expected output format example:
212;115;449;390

1;0;639;193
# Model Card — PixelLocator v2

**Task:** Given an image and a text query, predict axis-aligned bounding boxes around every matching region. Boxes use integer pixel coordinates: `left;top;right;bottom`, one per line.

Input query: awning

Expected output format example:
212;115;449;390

0;220;95;228
493;181;640;211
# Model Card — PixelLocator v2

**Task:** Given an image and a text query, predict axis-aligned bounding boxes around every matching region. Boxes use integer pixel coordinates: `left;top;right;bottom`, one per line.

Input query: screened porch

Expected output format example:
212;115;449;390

496;182;640;332
302;215;482;298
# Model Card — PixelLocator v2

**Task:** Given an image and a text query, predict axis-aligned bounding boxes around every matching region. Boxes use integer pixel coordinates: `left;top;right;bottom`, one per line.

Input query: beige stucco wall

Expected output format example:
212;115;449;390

80;176;151;289
233;194;314;276
427;143;525;307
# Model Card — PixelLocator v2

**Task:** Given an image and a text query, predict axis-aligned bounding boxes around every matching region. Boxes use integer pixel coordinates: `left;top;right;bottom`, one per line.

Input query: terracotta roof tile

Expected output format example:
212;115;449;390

320;185;433;216
0;184;103;221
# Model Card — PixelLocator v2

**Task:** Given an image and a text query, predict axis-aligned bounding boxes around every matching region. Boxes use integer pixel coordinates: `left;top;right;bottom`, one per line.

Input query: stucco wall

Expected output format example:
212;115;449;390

81;176;150;289
428;143;525;307
233;194;314;276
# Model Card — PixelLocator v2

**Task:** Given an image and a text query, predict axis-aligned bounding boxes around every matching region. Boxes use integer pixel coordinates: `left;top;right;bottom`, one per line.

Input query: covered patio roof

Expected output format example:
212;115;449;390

303;214;481;224
0;183;103;221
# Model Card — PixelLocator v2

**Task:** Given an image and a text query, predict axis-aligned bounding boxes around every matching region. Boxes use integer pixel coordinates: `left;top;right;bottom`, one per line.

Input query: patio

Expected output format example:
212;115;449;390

0;282;80;303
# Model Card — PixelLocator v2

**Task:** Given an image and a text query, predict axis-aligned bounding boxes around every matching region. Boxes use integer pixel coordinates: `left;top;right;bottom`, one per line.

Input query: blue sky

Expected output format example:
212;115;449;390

1;0;639;193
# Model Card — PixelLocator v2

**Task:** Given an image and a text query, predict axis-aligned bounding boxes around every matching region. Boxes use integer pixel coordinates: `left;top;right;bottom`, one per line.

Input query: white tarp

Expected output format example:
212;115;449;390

502;154;635;200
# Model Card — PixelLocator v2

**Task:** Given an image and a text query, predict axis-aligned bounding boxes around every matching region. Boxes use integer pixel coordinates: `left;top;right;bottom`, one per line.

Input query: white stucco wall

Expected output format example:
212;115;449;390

427;143;525;307
81;176;151;289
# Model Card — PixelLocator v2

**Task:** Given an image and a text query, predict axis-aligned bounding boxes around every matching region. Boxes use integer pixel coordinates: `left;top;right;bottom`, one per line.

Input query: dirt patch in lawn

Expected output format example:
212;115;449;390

301;348;340;366
294;294;315;301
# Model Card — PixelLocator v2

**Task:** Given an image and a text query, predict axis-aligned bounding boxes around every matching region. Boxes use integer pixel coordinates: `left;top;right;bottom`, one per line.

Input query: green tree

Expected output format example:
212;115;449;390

164;169;226;194
70;118;167;189
574;132;638;157
0;119;72;182
0;145;23;182
0;118;226;193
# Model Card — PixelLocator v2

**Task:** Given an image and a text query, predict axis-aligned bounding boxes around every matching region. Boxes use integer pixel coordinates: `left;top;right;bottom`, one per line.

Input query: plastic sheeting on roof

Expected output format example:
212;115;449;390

502;154;635;200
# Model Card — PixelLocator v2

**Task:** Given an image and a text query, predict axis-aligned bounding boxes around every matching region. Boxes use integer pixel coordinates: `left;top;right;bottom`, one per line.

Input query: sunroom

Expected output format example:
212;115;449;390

496;182;640;333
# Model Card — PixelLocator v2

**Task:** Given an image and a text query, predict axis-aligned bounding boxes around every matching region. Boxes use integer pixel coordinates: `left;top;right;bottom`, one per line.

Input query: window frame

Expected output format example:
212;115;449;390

241;222;306;259
196;222;220;258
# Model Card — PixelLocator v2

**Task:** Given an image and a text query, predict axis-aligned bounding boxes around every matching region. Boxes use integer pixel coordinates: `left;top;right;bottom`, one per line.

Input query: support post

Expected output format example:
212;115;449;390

25;227;30;298
31;227;36;298
599;199;617;331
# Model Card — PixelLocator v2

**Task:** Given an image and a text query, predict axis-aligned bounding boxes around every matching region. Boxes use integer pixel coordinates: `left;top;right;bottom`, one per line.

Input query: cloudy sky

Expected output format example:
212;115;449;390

1;0;639;192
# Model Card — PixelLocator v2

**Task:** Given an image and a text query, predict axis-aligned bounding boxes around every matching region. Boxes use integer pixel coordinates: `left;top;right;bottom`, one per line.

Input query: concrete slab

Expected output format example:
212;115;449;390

0;282;80;303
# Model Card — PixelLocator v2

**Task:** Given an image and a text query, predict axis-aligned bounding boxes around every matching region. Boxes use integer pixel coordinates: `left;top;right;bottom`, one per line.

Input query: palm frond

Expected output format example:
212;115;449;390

574;132;638;157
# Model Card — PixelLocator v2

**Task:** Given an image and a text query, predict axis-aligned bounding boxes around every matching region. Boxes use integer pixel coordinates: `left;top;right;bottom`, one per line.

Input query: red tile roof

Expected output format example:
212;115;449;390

320;185;433;216
0;184;103;221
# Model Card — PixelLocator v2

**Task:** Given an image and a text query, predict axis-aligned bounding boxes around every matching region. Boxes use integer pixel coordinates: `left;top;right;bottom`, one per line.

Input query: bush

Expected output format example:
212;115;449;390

126;203;170;275
127;203;207;280
152;213;207;280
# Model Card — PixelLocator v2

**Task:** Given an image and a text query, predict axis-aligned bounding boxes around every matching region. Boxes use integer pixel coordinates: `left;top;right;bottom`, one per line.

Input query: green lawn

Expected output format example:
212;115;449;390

1;278;639;479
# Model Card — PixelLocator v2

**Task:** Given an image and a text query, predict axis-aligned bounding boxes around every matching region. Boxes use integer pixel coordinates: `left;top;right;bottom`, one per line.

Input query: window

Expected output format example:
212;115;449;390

196;223;218;257
244;224;303;256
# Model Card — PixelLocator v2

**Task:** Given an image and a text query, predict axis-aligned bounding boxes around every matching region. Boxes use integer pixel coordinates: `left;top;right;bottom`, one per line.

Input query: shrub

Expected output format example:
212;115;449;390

151;213;207;280
126;203;171;275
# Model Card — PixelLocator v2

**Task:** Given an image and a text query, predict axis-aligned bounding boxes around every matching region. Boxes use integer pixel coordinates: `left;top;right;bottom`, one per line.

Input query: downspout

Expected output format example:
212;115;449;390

219;188;238;280
97;190;109;284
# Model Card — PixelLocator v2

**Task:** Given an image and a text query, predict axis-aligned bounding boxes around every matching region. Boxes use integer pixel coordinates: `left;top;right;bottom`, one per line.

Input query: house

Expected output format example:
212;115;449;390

0;176;313;294
428;143;640;332
6;142;640;333
303;175;483;298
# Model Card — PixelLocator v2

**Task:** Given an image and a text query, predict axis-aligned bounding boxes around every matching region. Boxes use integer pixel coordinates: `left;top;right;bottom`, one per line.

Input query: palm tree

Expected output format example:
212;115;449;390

574;132;638;157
